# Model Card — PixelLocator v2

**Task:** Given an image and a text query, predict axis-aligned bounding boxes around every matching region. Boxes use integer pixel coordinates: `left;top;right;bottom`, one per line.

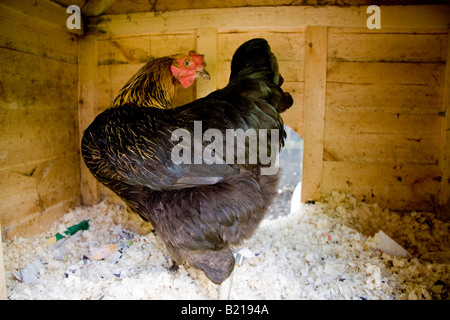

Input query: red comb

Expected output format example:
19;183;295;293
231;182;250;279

189;51;206;66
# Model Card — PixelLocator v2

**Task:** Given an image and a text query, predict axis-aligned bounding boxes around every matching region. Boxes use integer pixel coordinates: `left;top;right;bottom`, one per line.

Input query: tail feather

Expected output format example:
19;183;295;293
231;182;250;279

229;38;279;84
185;248;235;284
228;38;293;114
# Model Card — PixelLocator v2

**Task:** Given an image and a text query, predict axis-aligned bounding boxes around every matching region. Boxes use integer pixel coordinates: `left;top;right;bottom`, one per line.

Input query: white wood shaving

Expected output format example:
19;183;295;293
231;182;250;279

3;191;450;300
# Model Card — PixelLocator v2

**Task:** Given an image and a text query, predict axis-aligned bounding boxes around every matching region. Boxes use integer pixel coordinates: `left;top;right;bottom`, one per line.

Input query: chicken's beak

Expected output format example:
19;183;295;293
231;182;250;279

197;69;210;80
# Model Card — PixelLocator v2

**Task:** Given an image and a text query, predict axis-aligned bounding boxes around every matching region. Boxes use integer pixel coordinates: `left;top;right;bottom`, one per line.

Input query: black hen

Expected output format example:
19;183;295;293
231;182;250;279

81;38;293;284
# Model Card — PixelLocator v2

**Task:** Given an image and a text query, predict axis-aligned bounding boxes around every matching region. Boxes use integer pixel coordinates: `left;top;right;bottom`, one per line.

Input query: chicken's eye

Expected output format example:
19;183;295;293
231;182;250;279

183;59;191;67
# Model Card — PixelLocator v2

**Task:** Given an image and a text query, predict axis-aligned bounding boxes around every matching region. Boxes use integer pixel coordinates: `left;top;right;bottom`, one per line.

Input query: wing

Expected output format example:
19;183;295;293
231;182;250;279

82;105;240;191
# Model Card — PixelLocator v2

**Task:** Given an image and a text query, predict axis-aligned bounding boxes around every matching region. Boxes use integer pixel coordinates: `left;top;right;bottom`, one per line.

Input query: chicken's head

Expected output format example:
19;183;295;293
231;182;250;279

171;51;210;88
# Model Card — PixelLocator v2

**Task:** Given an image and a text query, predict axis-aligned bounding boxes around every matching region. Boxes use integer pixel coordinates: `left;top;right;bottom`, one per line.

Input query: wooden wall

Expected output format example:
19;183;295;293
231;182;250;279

87;5;450;213
0;1;80;240
322;28;448;211
1;2;449;242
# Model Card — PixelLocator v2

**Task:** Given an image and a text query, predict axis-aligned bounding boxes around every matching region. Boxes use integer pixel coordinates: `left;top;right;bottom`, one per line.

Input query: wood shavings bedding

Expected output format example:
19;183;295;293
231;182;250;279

3;191;450;300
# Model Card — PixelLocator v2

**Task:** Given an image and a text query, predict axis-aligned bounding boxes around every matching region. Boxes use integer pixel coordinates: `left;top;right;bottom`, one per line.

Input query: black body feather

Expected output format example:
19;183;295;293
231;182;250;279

81;38;293;284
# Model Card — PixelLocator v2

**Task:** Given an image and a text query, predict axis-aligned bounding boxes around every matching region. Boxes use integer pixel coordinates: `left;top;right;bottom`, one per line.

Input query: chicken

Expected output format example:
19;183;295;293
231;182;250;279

81;38;293;284
110;50;210;109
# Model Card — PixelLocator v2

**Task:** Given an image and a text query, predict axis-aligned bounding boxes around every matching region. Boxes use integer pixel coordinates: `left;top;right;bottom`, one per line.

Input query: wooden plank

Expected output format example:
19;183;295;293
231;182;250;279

322;162;440;211
78;35;99;205
105;0;386;14
327;61;445;86
301;26;327;202
0;9;78;63
98;37;151;65
0;109;79;169
0;224;6;299
90;5;450;38
106;0;448;14
150;34;197;58
0;49;78;111
322;162;440;190
326;112;442;135
324;132;440;164
196;28;218;98
0;0;83;35
329;27;449;35
324;112;442;163
2;196;79;240
99;34;196;65
328;30;448;63
326;82;444;114
437;31;450;219
0;153;80;229
55;0;87;8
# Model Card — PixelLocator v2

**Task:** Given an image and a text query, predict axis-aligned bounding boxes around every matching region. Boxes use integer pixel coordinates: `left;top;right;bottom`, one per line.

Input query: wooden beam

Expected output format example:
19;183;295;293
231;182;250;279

323;162;439;211
88;5;450;38
0;224;6;300
437;29;450;219
301;26;328;203
82;0;116;17
78;35;99;206
196;28;218;99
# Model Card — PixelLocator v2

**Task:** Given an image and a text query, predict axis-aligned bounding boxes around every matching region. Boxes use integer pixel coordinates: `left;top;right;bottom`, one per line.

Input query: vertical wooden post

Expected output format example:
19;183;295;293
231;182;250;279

437;30;450;218
78;35;99;205
0;225;6;299
301;26;328;203
196;28;217;99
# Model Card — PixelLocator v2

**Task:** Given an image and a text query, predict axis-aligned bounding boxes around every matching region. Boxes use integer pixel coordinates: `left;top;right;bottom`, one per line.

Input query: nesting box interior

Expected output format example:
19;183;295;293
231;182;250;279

1;0;450;300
